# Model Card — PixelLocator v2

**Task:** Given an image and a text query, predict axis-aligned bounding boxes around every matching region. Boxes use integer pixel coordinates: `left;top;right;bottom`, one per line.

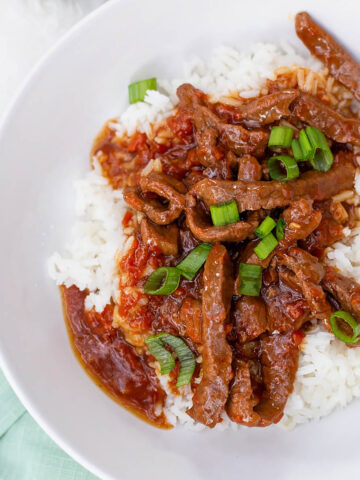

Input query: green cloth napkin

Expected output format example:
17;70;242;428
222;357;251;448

0;369;98;480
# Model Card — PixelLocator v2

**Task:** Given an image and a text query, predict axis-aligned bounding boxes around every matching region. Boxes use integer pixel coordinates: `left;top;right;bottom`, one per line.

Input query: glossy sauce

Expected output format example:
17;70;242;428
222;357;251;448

60;285;170;429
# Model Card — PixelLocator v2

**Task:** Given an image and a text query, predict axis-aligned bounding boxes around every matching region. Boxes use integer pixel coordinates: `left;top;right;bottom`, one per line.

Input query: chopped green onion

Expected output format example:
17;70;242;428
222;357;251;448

177;243;213;280
255;216;276;239
330;310;360;344
128;78;157;104
254;233;278;260
210;200;240;227
291;139;305;161
305;126;334;172
298;129;314;160
268;155;300;182
144;267;181;295
145;335;175;374
238;263;262;296
145;333;196;387
268;126;294;148
276;218;286;241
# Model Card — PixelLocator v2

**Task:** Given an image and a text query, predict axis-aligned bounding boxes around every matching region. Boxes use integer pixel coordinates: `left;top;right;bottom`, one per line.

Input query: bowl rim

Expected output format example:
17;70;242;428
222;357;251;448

0;1;128;478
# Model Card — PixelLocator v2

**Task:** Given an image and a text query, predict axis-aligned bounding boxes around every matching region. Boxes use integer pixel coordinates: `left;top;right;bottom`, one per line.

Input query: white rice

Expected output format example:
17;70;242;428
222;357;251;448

48;161;127;312
49;42;360;430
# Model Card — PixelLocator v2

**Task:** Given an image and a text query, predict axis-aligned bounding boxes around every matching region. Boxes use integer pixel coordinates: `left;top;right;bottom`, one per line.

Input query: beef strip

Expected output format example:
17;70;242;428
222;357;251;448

123;172;186;225
185;192;258;243
140;218;179;255
190;152;355;211
232;296;267;343
214;90;299;126
291;92;360;146
178;83;270;157
300;200;345;255
237;154;262;181
262;267;311;332
296;12;360;102
322;266;360;322
187;245;234;427
276;248;331;321
219;123;269;157
281;199;323;247
226;359;261;426
254;332;299;424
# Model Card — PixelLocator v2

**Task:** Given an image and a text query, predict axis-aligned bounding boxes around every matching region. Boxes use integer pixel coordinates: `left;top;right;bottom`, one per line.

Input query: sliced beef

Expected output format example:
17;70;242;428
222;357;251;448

226;360;261;426
178;83;269;157
232;296;267;343
191;152;355;211
276;248;331;321
281;199;322;247
214;90;299;126
185;192;258;243
296;12;360;102
123;172;186;225
140;218;179;255
179;296;202;344
187;245;234;427
219;123;269;157
291;92;360;146
262;270;311;332
237;154;262;181
322;266;360;322
152;295;185;337
254;332;299;424
300;200;345;255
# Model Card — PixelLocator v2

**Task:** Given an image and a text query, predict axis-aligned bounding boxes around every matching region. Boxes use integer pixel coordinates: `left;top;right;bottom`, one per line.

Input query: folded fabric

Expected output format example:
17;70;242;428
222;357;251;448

0;369;97;480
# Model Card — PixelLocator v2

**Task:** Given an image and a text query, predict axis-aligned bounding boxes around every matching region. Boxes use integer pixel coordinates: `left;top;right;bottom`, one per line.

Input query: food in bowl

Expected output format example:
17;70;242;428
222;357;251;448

49;12;360;430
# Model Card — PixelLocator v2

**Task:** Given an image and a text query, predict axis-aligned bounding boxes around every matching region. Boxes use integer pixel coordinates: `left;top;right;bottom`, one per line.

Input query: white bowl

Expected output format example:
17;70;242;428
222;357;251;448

1;0;359;478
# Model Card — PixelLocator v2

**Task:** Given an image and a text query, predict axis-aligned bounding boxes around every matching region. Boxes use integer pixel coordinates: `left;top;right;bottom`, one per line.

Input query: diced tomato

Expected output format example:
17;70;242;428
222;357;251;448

127;132;147;153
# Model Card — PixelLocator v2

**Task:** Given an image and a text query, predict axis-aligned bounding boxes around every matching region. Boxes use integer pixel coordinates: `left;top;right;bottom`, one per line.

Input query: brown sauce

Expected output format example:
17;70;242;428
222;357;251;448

60;285;171;429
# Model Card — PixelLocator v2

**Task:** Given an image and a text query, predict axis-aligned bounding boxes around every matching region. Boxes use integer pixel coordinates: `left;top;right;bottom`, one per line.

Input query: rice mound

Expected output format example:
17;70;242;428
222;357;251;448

48;42;360;430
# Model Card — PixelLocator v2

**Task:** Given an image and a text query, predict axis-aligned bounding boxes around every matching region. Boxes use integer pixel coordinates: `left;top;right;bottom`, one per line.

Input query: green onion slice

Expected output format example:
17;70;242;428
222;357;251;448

177;243;213;280
330;310;360;344
238;263;262;296
298;129;314;161
145;335;175;374
145;333;196;387
268;126;294;148
144;267;181;295
268;155;300;182
210;200;240;227
305;126;334;172
254;233;278;260
276;218;286;241
128;78;157;104
255;216;276;239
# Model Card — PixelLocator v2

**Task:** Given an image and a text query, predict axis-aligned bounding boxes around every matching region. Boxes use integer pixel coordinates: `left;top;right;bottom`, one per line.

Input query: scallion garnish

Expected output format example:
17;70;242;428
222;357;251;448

128;78;157;104
238;263;262;296
305;126;334;172
268;155;299;182
177;243;213;280
276;218;286;241
145;333;196;387
210;200;240;227
145;335;175;374
330;311;360;344
298;129;314;160
254;233;278;260
144;267;181;295
291;126;334;171
268;126;294;148
255;216;276;239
